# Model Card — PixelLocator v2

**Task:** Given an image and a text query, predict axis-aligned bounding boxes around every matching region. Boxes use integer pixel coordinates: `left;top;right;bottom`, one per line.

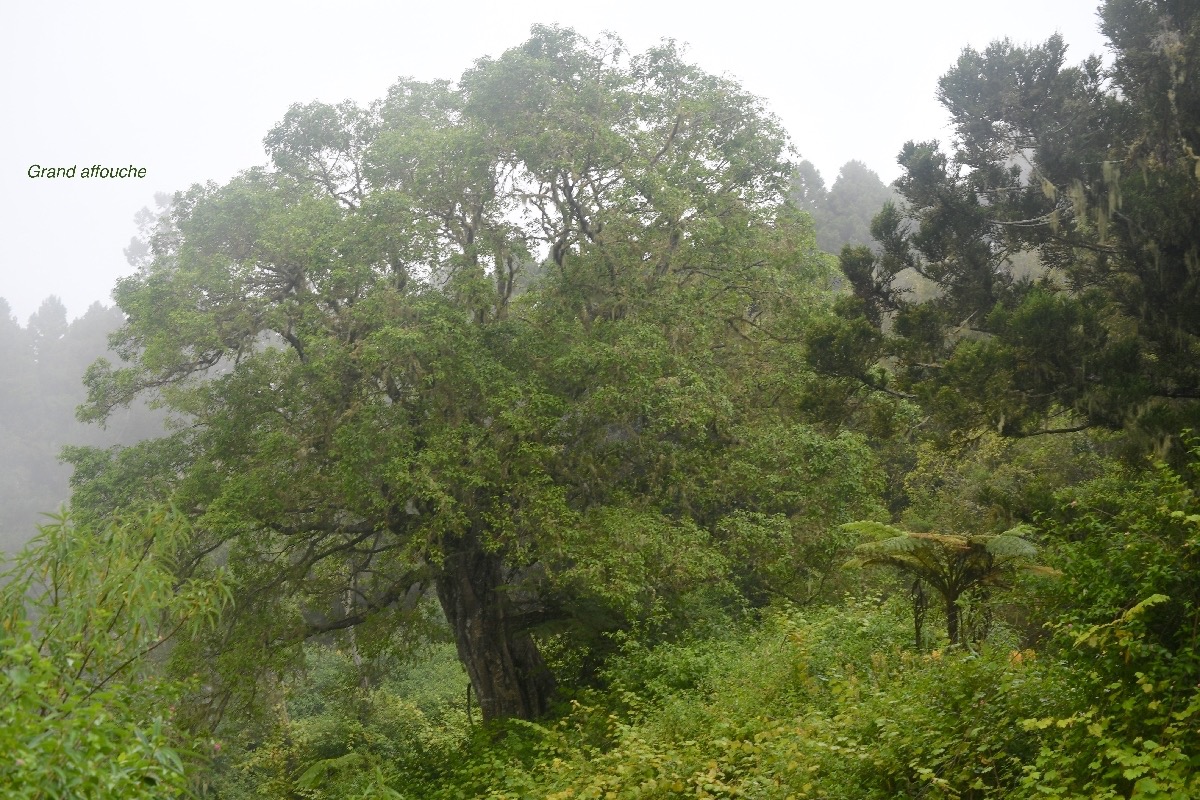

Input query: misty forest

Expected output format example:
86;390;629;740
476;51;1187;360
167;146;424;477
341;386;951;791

4;3;1200;797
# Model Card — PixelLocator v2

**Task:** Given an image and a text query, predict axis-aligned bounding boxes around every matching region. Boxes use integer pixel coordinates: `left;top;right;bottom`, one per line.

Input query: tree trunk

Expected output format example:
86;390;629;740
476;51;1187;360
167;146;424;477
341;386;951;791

435;529;555;721
912;578;928;649
945;593;961;646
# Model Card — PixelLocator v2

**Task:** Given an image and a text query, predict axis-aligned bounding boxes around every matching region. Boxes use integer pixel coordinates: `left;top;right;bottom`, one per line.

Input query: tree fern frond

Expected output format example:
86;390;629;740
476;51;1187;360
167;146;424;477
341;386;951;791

841;520;906;542
854;534;923;556
983;534;1038;560
909;531;970;550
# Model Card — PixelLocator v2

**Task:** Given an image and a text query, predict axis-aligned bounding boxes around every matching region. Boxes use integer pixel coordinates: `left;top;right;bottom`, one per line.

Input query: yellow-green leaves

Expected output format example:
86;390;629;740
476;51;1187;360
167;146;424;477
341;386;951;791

0;508;227;797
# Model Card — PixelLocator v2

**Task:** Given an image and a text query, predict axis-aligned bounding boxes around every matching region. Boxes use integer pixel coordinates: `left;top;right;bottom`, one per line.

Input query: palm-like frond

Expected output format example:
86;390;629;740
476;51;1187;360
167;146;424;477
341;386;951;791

842;520;1049;646
982;533;1038;560
841;520;906;542
854;533;925;556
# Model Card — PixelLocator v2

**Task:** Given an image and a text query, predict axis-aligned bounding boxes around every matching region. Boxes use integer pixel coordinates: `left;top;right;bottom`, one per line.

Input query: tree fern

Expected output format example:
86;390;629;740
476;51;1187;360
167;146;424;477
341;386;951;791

842;522;1045;646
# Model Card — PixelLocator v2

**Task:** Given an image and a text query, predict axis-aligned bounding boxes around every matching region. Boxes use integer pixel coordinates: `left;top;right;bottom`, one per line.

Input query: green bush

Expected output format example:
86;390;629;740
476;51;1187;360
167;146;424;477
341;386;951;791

1012;452;1200;798
0;507;218;798
209;641;470;799
0;624;190;799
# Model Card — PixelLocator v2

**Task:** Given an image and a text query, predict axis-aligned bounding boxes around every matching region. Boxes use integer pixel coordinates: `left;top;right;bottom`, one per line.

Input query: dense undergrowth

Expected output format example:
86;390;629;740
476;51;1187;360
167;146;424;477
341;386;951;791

185;452;1200;799
8;440;1200;798
4;448;1199;798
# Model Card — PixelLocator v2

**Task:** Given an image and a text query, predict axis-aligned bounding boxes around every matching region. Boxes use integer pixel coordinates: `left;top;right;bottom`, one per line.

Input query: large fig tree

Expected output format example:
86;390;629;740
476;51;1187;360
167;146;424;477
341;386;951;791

76;27;879;721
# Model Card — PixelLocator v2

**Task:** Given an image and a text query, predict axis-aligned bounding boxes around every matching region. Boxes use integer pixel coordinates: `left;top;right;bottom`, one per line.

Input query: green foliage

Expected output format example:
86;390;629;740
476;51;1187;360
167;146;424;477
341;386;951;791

1041;451;1200;660
550;506;736;629
352;582;1186;799
209;641;468;800
93;451;1199;799
0;624;188;799
1011;446;1200;798
901;429;1116;534
1014;601;1200;798
73;24;879;723
1;508;231;716
362;597;1105;800
0;508;229;797
830;1;1200;445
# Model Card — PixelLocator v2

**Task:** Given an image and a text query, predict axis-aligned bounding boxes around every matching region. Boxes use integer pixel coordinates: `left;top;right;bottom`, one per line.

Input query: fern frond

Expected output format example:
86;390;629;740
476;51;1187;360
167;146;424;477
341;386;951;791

854;534;922;556
909;531;970;550
983;534;1038;560
841;520;906;542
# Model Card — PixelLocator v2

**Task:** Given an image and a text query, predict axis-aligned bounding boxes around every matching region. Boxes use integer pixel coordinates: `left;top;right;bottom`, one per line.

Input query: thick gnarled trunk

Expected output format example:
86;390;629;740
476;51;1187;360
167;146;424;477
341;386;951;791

435;530;555;721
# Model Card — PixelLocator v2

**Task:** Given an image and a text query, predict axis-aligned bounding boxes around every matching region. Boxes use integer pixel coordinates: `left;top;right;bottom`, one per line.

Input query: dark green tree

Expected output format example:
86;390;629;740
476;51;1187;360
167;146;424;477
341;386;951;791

827;0;1200;447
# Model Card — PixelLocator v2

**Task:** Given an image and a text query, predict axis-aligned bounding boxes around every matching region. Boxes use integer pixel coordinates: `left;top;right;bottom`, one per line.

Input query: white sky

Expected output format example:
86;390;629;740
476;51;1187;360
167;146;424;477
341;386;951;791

0;0;1109;324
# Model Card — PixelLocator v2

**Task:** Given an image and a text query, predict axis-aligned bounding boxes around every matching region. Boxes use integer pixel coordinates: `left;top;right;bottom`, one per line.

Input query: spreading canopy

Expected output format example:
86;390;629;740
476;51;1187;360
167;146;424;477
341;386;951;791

75;27;880;721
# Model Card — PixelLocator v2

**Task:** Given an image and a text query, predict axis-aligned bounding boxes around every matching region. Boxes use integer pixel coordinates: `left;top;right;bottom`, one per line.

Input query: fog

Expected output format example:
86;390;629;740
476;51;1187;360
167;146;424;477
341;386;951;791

2;0;1108;323
0;0;1109;547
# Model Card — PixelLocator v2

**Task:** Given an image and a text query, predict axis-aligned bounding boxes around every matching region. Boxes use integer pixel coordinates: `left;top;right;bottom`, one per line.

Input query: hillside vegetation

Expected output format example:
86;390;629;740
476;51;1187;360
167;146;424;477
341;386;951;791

4;3;1200;796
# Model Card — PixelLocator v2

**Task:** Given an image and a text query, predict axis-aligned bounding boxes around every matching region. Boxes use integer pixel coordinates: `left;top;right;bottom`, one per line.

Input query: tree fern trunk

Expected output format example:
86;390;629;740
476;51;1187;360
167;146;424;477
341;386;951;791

946;593;961;645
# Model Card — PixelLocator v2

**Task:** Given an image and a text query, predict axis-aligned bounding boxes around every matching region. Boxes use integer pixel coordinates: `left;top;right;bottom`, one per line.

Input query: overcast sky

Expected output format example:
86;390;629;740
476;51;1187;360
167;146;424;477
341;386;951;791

1;0;1109;324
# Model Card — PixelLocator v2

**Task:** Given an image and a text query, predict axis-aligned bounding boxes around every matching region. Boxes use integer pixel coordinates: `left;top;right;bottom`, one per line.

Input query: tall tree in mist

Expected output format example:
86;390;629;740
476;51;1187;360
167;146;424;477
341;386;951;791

75;26;882;721
791;159;898;254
